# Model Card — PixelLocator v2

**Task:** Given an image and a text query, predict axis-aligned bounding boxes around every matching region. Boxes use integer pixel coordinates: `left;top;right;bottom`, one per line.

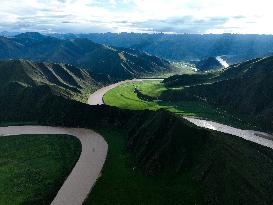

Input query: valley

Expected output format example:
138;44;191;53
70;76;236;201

0;31;273;205
92;79;273;148
103;80;256;129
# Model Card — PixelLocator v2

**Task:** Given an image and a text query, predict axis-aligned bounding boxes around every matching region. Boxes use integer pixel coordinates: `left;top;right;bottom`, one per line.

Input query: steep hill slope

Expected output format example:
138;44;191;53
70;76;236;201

0;60;98;102
125;111;273;205
0;33;171;81
162;56;273;130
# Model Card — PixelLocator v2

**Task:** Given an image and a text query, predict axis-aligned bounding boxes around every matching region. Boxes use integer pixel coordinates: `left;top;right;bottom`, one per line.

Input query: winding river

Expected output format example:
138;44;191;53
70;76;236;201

0;78;272;205
88;79;273;149
0;126;107;205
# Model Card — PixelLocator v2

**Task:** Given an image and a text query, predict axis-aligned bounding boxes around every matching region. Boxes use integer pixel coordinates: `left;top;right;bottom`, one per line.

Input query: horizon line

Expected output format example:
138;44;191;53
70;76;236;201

1;31;273;36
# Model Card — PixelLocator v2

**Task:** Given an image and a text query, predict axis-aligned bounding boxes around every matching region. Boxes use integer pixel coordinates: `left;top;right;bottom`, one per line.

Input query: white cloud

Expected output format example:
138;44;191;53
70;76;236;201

0;0;273;34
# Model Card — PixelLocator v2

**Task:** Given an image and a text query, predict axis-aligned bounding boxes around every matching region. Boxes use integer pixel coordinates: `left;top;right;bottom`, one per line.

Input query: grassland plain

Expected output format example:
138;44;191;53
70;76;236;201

103;80;259;130
0;134;81;205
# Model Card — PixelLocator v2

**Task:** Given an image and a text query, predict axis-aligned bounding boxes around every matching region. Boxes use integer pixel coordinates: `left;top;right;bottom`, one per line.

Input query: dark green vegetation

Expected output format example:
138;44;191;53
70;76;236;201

0;33;170;81
162;56;273;130
84;128;202;205
0;134;81;205
163;73;218;87
50;33;273;63
0;59;98;102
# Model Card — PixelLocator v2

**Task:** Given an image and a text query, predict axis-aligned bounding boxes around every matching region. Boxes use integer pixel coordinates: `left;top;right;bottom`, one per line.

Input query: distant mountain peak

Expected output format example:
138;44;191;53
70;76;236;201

15;32;50;40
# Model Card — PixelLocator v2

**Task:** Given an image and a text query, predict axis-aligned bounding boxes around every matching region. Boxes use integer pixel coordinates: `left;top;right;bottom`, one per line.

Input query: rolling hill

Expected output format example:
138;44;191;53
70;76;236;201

0;59;98;102
0;33;171;81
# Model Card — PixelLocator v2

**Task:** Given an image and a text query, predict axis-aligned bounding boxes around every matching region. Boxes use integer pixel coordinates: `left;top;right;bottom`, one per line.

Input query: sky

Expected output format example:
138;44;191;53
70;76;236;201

0;0;273;34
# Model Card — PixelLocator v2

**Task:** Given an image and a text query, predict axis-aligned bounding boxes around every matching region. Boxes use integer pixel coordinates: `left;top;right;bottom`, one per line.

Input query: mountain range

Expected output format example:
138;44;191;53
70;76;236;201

0;32;170;81
49;33;273;63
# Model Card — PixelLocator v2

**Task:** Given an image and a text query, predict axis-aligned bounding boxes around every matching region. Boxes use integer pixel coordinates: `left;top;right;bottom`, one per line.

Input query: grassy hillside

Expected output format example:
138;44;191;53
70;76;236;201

122;111;273;204
0;33;171;81
0;59;98;103
86;127;273;205
162;56;273;130
0;134;81;205
84;128;202;205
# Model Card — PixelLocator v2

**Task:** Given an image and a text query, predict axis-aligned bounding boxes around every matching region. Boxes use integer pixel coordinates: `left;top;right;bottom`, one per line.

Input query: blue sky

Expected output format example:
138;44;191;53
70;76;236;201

0;0;272;34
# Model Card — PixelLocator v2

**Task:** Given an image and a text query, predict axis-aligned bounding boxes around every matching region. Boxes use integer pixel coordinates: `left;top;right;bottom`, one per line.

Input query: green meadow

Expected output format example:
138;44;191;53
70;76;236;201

0;134;81;205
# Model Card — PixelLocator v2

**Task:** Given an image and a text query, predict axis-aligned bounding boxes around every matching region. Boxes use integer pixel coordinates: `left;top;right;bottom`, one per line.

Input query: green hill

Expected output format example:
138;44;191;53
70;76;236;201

162;56;273;130
163;73;218;87
124;110;273;204
0;33;171;81
0;59;98;102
